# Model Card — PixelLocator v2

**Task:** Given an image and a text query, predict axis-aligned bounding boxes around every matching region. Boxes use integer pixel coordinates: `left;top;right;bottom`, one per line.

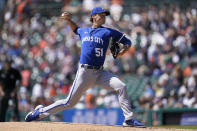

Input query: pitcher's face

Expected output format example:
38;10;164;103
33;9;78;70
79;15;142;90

92;12;106;25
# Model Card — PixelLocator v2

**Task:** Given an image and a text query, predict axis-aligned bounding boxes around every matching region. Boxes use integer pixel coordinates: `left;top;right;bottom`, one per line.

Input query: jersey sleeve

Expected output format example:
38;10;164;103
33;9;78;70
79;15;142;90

74;27;81;35
110;29;132;46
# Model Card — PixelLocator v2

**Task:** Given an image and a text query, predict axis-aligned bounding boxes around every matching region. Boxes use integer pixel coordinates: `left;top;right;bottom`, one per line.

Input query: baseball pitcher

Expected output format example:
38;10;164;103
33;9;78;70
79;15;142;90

25;6;145;128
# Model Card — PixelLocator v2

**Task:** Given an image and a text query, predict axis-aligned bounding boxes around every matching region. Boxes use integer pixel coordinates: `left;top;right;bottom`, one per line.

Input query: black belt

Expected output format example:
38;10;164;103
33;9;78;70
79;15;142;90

81;64;103;70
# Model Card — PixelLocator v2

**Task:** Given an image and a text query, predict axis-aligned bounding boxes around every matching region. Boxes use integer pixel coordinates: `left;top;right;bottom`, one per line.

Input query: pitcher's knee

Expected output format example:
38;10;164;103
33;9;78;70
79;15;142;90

116;84;127;95
55;99;68;106
120;83;127;90
60;98;77;109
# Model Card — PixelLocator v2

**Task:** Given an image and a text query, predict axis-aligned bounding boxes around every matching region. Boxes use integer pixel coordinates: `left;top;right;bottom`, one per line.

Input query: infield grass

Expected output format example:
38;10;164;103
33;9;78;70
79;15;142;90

154;125;197;130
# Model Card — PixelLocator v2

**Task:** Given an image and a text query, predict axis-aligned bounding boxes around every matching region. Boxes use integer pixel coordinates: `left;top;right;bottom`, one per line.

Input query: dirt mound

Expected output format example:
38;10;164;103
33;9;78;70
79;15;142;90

0;122;194;131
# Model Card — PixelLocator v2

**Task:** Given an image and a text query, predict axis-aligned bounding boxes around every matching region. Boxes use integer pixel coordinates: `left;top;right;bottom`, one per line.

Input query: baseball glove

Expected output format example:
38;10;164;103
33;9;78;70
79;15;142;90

109;37;120;59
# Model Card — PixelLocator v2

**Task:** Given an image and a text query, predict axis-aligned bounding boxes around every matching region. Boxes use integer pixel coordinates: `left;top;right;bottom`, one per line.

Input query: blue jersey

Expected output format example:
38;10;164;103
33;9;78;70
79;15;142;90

74;26;131;66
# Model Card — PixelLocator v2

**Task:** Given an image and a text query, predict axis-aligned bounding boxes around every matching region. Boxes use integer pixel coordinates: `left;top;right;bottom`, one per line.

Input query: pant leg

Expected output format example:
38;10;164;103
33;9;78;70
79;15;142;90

39;67;97;119
0;96;9;122
13;94;20;121
95;70;133;120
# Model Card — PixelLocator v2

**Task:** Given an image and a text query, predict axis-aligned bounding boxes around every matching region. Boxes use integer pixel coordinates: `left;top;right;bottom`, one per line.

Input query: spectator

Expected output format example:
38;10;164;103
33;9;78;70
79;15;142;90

1;0;197;121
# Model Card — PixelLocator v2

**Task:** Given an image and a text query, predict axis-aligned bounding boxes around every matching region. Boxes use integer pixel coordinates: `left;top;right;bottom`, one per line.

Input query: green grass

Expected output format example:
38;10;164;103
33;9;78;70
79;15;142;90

154;125;197;130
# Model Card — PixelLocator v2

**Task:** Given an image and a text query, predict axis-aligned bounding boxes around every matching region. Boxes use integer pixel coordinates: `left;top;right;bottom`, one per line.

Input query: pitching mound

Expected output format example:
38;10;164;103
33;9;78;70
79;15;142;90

0;122;195;131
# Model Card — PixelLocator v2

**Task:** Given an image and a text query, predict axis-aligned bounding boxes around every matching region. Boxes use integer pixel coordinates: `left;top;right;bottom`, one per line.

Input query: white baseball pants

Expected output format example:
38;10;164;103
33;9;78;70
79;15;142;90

39;65;133;120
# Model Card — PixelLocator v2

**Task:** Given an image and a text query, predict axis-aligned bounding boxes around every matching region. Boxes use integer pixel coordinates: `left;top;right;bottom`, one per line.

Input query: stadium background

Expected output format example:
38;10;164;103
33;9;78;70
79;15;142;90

0;0;197;127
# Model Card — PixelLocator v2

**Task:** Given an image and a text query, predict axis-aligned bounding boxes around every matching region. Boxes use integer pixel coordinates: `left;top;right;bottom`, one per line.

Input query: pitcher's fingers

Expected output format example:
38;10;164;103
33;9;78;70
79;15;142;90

61;12;70;16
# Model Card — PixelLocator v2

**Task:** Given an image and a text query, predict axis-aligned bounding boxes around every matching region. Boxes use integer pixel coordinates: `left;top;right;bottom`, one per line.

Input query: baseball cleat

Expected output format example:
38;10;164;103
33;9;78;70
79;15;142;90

123;118;146;128
25;105;43;122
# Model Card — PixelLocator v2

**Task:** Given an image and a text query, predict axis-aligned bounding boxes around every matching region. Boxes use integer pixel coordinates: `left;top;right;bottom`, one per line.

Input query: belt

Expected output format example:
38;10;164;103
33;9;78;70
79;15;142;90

81;64;103;70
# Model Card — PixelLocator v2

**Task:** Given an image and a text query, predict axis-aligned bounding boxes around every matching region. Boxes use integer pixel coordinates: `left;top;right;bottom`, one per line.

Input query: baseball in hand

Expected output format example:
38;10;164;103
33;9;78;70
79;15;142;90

61;13;65;17
60;12;70;20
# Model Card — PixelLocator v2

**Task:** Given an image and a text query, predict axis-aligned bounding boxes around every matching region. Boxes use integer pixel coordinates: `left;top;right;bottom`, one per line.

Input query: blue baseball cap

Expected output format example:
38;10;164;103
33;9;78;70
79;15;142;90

90;7;110;17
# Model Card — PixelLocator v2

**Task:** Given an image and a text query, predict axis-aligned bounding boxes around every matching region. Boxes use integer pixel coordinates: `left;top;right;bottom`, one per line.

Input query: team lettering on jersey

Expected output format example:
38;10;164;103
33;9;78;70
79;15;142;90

82;36;104;45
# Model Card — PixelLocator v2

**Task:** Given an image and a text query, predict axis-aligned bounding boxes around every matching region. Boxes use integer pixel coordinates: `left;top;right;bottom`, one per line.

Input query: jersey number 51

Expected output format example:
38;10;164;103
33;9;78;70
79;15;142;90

95;48;103;57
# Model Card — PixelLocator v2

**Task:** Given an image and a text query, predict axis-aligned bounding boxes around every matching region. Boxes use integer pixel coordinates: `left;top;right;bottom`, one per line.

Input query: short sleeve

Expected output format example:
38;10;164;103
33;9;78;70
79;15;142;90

110;29;132;46
73;27;80;35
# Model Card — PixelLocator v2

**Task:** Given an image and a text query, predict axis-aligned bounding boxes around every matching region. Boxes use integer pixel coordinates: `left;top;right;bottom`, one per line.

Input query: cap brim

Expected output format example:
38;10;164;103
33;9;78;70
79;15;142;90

91;10;110;16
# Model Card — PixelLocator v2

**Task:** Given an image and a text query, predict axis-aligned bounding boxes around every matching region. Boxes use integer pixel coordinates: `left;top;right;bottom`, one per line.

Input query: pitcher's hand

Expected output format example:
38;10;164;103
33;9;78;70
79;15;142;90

60;12;71;21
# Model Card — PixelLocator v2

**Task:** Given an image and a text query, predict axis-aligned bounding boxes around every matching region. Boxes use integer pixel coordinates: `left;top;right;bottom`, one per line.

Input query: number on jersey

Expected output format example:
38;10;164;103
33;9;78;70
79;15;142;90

95;48;103;57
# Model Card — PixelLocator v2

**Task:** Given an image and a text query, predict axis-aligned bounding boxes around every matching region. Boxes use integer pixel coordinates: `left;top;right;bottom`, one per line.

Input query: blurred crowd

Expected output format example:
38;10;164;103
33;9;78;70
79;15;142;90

0;0;197;121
